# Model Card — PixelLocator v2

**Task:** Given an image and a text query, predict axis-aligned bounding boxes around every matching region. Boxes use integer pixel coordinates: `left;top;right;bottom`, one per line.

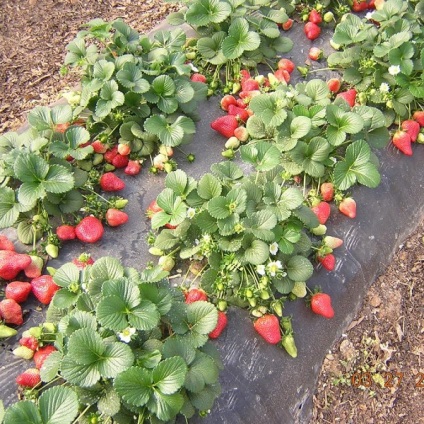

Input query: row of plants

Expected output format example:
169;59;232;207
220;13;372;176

0;256;223;423
1;0;424;422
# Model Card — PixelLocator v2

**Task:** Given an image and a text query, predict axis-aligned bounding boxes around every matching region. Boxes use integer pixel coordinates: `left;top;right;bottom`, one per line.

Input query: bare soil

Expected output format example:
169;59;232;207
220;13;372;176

0;1;423;423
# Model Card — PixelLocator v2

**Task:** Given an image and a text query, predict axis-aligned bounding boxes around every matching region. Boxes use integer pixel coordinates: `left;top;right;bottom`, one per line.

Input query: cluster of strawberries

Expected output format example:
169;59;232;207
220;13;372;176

0;235;60;338
13;326;57;389
309;182;355;272
55;172;129;245
392;112;424;156
91;140;141;176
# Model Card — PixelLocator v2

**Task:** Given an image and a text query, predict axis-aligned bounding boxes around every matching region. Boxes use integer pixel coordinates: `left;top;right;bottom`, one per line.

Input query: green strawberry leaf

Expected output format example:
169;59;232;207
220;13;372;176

114;366;153;407
286;256;313;281
280;187;304;210
116;62;150;93
93;59;115;82
197;173;222;200
0;187;21;228
165;170;197;198
186;301;218;335
210;161;243;180
186;0;232;26
240;141;280;172
39;386;79;424
249;93;288;127
152;357;187;395
197;32;226;59
243;238;269;265
3;401;42;424
53;263;80;288
222;18;261;59
333;139;381;190
163;338;196;365
147;391;185;422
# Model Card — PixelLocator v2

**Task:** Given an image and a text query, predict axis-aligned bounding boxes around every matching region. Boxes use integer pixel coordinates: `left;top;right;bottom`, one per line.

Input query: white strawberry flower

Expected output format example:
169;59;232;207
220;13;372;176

256;265;266;275
187;207;196;219
269;242;279;255
267;260;282;277
379;82;390;93
118;327;136;343
388;65;400;76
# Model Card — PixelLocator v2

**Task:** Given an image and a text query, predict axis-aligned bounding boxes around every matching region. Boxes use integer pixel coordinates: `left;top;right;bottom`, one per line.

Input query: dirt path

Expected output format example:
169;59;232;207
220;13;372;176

0;2;423;423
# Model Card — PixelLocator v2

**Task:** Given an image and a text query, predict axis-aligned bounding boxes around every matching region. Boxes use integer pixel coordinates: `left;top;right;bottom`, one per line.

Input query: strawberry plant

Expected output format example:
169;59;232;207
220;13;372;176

327;0;424;122
167;0;294;90
148;162;331;338
213;77;390;193
3;257;223;423
63;19;204;150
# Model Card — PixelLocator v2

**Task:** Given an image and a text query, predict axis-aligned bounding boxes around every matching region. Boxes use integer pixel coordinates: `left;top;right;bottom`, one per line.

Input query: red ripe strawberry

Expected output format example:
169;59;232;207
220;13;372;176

5;281;32;303
24;255;44;279
318;253;336;271
72;253;95;269
31;275;60;305
309;9;322;24
236;98;247;109
106;208;129;227
412;111;424;127
274;69;291;83
146;199;163;218
112;154;129;169
311;201;331;224
320;182;334;201
367;0;376;9
191;73;207;83
210;115;239;138
323;236;343;249
16;368;41;388
0;250;32;280
75;216;104;243
277;58;295;74
91;140;108;154
282;18;293;31
238;90;261;102
336;89;357;107
352;0;368;12
308;47;322;61
253;314;281;344
99;172;125;191
104;146;118;163
209;311;228;339
20;335;39;351
241;78;260;92
124;160;141;176
234;126;249;142
185;288;208;304
0;235;15;251
227;104;249;122
117;143;131;156
311;293;334;318
0;299;23;325
327;78;341;94
392;130;412;156
338;197;357;219
304;22;321;40
34;345;57;369
239;69;250;83
401;120;420;142
56;224;76;241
